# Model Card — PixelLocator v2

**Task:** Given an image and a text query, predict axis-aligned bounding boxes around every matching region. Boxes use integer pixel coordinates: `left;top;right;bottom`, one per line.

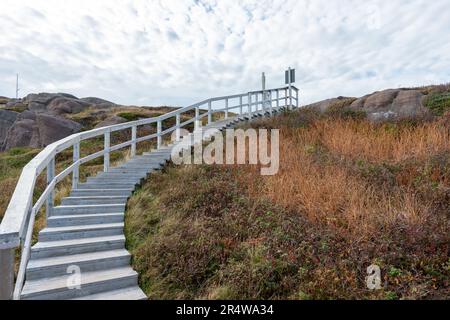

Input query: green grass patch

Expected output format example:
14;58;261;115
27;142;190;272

424;92;450;116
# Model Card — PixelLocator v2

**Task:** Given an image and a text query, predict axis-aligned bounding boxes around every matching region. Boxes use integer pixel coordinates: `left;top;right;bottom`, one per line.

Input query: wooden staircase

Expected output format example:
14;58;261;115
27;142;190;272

19;112;276;300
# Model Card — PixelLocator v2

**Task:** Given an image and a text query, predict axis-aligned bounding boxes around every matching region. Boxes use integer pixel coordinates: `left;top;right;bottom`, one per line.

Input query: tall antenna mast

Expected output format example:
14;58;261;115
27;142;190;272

15;74;19;99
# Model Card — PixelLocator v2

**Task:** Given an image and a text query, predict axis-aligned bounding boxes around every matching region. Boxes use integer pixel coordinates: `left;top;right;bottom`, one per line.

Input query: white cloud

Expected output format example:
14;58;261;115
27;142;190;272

0;0;449;106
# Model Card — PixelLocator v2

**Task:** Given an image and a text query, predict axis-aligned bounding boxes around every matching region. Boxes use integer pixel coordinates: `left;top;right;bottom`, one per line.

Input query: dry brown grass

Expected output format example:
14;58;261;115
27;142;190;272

242;118;450;238
309;119;450;163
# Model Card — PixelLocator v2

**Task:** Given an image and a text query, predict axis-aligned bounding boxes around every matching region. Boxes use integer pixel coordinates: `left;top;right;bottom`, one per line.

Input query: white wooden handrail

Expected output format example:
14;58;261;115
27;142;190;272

0;85;299;300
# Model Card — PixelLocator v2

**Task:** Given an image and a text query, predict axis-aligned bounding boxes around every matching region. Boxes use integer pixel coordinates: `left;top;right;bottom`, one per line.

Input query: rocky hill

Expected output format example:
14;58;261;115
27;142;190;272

304;84;450;122
0;93;175;151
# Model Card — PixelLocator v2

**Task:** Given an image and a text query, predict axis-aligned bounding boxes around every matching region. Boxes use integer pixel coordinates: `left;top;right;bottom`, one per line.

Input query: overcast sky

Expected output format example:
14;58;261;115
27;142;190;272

0;0;449;106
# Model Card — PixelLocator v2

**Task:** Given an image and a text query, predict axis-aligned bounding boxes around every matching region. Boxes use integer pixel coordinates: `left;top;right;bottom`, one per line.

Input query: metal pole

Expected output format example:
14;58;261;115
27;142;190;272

296;88;299;108
46;157;55;219
104;131;110;172
72;141;80;189
16;74;19;99
0;247;14;300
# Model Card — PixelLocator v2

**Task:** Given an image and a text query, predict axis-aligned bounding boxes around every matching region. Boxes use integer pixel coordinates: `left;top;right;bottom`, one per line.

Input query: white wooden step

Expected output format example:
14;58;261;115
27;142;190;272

70;189;133;197
39;223;124;242
61;196;128;206
72;285;147;300
26;249;131;280
48;213;124;227
21;267;138;300
31;235;125;259
53;204;125;215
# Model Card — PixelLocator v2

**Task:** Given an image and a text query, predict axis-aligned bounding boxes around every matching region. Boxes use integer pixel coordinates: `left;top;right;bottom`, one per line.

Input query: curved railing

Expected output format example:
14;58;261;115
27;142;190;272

0;85;299;299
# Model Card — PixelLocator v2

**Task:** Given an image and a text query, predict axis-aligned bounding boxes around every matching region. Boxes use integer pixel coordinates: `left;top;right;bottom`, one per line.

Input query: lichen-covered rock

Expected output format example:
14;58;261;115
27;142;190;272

2;114;82;150
306;89;432;122
81;97;115;106
306;97;351;113
47;97;90;115
2;119;38;150
95;115;127;128
0;110;19;149
35;114;82;146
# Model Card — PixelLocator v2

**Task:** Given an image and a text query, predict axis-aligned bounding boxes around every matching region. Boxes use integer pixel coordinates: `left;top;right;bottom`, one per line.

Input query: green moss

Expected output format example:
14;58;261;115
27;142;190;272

117;112;150;121
424;92;450;116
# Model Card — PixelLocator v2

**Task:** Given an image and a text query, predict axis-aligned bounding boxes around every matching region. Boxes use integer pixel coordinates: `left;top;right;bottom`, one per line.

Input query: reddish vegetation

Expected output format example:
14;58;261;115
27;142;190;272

126;109;449;300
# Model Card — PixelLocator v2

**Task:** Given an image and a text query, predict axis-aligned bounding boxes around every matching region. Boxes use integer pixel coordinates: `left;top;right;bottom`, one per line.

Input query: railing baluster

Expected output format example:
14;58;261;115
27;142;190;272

157;120;162;149
104;131;110;172
131;125;137;157
285;88;288;108
256;93;259;112
208;101;212;124
248;93;252;118
0;247;14;300
195;107;200;131
72;141;80;189
225;98;229;119
276;89;280;110
270;90;273;116
239;96;243;115
176;114;181;142
289;85;293;110
46;157;55;219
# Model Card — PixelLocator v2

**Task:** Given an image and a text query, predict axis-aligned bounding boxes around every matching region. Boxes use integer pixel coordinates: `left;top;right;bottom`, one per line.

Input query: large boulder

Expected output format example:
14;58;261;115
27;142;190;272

307;96;354;113
306;89;432;122
349;89;431;121
0;110;19;149
25;93;61;105
95;115;127;128
81;97;115;105
2;114;82;149
2;119;39;150
35;114;82;146
47;97;90;115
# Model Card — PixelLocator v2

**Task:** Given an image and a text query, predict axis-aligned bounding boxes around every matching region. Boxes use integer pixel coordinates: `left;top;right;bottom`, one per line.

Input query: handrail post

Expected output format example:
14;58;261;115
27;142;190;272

239;96;243;115
276;89;280;110
72;141;80;189
157;120;162;149
131;125;137;157
248;93;252;118
270;90;273;116
255;93;259;113
104;131;110;172
195;107;200;131
46;157;55;219
225;98;229;119
176;114;181;142
0;247;14;300
285;88;288;109
208;101;212;124
289;85;293;110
